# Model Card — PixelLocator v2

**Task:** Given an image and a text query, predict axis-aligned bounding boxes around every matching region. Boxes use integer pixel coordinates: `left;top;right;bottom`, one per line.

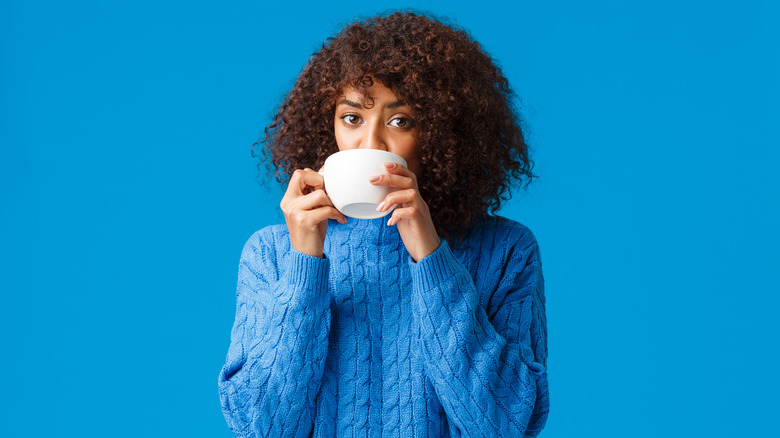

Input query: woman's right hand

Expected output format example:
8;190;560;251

280;168;347;258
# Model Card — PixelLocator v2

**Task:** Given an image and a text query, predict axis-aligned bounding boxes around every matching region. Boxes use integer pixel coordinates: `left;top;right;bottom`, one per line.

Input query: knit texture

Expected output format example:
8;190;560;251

218;215;549;437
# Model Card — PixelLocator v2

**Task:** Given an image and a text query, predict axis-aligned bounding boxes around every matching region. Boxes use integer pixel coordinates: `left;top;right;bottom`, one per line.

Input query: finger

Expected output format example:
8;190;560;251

283;186;326;214
382;161;417;182
376;188;419;212
287;191;347;224
305;205;348;225
286;190;347;223
285;168;325;198
386;206;419;226
288;205;346;229
292;189;334;211
369;172;415;190
296;168;326;193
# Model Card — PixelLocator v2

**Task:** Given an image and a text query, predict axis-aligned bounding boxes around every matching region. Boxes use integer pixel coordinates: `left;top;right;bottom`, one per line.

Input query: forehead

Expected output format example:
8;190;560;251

339;82;406;107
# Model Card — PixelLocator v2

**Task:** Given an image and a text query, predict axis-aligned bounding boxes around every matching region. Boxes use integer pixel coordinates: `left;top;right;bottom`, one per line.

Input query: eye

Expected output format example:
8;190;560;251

389;117;413;129
340;114;362;125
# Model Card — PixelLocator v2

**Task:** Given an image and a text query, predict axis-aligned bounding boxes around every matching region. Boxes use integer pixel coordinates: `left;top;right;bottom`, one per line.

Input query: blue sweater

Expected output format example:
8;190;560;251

218;215;549;437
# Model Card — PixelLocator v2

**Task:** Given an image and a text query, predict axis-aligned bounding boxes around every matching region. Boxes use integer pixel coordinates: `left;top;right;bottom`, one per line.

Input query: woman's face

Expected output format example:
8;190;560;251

333;81;421;177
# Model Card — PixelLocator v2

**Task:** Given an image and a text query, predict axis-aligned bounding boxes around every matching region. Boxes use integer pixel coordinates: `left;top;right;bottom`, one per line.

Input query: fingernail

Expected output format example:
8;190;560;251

376;202;385;212
384;162;396;168
369;175;380;183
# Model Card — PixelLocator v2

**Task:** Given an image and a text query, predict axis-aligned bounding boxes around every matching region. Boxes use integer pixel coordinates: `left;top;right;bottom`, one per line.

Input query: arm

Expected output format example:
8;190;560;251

218;229;331;438
409;236;549;437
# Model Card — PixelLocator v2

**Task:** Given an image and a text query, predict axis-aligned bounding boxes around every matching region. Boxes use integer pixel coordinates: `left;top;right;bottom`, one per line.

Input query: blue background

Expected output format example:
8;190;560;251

1;0;778;436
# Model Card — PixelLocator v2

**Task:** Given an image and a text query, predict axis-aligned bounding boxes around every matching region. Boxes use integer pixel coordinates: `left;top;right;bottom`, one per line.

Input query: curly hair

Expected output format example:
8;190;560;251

255;11;536;240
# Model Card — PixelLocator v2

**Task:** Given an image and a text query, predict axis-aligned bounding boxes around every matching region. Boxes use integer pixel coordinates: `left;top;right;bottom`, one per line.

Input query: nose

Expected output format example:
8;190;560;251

360;121;387;151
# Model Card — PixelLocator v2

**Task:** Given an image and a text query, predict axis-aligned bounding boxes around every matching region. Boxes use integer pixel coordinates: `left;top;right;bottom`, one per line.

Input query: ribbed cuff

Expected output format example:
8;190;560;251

409;240;461;290
282;249;330;308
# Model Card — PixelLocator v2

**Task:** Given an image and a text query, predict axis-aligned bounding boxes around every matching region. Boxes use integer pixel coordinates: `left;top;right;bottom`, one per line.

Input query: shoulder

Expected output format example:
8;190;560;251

462;214;540;259
450;215;544;313
240;224;291;263
458;215;543;285
251;223;291;248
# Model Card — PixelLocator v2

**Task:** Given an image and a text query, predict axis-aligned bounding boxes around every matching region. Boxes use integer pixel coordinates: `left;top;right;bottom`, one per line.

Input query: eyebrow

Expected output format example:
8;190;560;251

337;99;362;109
336;99;408;109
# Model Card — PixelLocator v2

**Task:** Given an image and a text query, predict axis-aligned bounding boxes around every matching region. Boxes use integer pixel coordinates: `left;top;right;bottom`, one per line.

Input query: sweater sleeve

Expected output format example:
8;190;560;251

218;229;332;438
409;236;549;437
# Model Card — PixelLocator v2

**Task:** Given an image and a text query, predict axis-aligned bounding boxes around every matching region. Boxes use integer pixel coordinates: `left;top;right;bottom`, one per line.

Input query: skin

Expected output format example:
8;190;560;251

280;80;441;262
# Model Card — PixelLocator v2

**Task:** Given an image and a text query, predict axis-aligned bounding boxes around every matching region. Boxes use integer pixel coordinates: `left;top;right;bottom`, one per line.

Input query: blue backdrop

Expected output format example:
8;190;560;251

1;0;777;436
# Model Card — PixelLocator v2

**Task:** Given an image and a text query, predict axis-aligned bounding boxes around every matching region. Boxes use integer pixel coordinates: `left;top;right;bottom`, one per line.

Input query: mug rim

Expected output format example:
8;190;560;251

324;149;408;168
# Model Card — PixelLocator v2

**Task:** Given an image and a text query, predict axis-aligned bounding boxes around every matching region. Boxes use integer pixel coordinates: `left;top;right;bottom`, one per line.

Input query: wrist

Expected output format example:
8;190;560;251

289;235;325;258
411;236;441;262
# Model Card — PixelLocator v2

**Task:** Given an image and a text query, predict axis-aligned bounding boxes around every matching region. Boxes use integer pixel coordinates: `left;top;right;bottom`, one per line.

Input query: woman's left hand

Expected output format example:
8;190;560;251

370;161;441;262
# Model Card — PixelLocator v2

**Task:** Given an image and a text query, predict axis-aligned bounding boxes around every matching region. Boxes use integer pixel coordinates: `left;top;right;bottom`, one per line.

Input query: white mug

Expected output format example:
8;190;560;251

319;149;408;219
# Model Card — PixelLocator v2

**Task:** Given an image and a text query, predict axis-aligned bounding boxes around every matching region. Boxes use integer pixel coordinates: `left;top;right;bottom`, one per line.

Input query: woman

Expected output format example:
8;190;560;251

218;11;549;437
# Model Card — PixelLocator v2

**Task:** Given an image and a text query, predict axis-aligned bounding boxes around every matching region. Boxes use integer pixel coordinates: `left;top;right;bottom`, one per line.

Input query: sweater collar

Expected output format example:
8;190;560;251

328;215;401;241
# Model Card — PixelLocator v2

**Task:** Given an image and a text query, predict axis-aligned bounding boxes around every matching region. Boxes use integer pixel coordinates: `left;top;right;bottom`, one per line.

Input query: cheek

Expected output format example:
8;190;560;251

334;126;357;151
393;138;420;174
402;137;419;160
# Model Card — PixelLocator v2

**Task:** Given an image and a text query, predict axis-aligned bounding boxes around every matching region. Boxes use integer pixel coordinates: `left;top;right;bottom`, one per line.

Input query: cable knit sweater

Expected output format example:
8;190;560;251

218;214;549;437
